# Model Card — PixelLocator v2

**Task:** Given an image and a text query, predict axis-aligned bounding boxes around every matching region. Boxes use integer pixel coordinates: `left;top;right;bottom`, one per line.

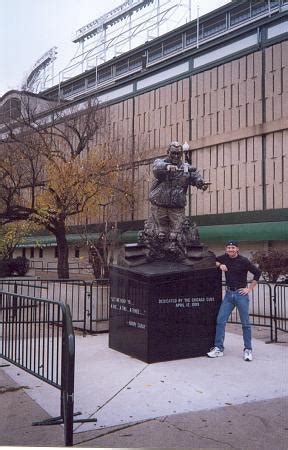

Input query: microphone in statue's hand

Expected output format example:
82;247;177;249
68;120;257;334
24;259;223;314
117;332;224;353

166;164;178;172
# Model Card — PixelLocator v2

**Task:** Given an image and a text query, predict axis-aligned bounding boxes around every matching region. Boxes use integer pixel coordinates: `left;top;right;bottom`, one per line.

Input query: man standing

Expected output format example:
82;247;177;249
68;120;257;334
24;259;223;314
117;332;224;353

207;240;261;361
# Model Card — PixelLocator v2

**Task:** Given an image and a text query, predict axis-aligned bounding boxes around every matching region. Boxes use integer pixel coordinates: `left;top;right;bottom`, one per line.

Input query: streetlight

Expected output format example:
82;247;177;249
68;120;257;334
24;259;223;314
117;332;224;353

98;202;111;234
183;141;192;217
183;141;191;164
98;201;114;278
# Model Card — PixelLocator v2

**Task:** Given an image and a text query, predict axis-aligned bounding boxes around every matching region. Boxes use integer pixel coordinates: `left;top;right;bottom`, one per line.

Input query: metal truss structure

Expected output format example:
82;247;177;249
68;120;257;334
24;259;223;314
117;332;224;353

22;47;58;93
24;0;193;93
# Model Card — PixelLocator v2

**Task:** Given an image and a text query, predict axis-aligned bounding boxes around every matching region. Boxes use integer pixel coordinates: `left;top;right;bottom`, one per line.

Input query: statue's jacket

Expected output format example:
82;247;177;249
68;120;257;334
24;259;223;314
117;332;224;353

149;158;205;209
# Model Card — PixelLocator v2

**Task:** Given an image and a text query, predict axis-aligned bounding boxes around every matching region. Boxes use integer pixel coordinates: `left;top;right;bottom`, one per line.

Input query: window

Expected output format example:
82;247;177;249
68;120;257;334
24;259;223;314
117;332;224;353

22;248;26;258
75;247;80;258
251;1;270;17
10;99;21;119
201;15;226;38
163;36;183;56
148;44;163;62
87;75;96;86
186;29;197;46
39;248;44;258
230;2;251;26
98;66;113;83
129;54;143;70
0;98;21;123
72;80;85;92
30;248;34;258
115;60;129;76
63;85;73;96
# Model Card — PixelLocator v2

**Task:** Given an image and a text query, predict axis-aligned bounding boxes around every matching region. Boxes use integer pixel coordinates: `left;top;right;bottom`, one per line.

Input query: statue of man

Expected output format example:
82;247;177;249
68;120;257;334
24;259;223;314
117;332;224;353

149;141;209;242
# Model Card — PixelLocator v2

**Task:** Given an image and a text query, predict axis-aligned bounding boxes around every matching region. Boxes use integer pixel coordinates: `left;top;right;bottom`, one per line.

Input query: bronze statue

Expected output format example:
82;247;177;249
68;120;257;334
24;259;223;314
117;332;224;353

122;141;213;267
148;141;208;244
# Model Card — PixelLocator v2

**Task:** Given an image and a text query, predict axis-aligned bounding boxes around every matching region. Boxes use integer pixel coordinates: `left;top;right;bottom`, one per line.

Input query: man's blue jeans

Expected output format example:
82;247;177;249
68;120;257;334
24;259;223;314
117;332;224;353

214;290;252;351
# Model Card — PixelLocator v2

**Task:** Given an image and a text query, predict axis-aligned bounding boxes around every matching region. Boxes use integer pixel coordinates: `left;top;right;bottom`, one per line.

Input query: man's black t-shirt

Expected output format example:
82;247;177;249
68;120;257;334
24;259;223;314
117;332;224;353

216;254;261;289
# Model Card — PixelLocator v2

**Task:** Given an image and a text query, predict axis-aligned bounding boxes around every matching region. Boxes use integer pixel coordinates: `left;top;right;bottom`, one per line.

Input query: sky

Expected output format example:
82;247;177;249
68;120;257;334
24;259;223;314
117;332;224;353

0;0;229;97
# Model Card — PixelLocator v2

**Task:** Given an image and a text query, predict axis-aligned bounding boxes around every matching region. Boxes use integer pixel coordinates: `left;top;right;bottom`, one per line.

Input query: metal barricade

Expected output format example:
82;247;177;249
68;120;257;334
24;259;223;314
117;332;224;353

0;278;110;334
0;290;75;446
1;278;286;339
273;283;288;342
0;279;88;332
43;280;88;332
88;279;110;333
225;281;274;341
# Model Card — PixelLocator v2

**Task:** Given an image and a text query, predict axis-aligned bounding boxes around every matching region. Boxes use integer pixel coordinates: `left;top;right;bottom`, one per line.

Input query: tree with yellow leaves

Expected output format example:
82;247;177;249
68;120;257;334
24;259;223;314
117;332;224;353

0;221;37;260
0;94;135;278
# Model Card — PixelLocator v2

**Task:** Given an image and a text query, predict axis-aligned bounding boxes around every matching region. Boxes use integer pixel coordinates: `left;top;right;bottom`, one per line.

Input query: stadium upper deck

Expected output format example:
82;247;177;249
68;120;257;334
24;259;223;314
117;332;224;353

41;0;288;103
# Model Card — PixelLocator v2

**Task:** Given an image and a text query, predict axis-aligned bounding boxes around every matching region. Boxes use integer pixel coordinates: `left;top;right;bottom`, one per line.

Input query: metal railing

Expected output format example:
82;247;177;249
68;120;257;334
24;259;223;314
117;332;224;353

224;280;287;342
0;290;75;446
273;283;288;341
29;260;93;274
1;278;286;340
226;281;274;340
88;279;110;332
0;278;110;333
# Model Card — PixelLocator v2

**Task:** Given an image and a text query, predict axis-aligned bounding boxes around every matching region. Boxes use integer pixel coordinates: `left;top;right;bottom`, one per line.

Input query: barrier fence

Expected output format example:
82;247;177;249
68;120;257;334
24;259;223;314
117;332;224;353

227;281;275;341
273;283;288;342
29;260;93;274
0;278;109;334
0;291;75;446
0;277;286;445
0;278;287;339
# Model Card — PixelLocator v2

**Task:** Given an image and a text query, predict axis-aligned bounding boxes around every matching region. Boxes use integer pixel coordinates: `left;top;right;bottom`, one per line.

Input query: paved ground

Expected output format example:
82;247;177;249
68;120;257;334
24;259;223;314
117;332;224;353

0;327;287;449
0;367;63;447
73;396;287;449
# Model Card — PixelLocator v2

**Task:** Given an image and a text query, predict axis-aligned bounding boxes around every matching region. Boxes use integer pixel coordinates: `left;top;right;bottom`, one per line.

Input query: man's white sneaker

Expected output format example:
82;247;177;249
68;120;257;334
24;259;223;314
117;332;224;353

207;347;224;358
244;349;253;361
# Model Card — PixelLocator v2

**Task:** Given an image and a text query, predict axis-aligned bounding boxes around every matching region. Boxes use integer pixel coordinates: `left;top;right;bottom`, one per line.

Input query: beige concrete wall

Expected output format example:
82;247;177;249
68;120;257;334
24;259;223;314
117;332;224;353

60;41;288;225
13;246;92;275
265;42;288;123
266;130;288;210
134;79;190;159
131;42;288;220
191;51;263;141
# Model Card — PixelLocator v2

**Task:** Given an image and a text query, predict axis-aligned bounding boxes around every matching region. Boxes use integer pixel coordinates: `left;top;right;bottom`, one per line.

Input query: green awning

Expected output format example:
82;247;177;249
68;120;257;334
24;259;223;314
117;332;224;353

18;233;101;248
120;221;288;243
198;221;288;242
18;221;288;248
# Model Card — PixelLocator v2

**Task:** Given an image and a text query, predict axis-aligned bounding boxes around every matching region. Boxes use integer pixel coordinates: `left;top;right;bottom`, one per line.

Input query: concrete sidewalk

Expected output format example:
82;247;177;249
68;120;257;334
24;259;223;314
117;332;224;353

0;367;63;447
0;331;287;448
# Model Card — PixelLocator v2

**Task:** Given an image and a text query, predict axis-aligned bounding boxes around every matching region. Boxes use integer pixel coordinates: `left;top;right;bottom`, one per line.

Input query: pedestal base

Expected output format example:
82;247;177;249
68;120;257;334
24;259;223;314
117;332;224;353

109;261;222;363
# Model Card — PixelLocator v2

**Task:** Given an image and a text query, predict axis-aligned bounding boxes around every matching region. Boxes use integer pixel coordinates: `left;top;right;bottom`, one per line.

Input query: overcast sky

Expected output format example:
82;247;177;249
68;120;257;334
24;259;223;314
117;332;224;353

0;0;229;97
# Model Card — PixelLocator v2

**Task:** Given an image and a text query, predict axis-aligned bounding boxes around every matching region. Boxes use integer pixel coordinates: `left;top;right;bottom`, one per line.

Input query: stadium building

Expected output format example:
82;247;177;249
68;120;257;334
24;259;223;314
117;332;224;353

1;0;288;272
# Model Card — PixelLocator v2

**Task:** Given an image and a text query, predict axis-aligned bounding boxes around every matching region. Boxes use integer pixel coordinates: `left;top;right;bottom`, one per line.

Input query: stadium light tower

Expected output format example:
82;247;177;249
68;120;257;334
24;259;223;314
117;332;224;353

24;0;194;93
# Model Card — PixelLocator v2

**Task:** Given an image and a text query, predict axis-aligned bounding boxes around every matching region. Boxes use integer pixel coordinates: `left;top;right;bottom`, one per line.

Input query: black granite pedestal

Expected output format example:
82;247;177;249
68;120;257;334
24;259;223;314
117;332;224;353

109;261;222;363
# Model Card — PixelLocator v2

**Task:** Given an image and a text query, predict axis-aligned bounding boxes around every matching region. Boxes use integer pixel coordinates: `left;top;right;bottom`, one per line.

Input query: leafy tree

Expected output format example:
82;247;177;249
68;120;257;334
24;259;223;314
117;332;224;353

82;195;130;278
0;94;133;278
0;221;37;260
251;249;288;282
